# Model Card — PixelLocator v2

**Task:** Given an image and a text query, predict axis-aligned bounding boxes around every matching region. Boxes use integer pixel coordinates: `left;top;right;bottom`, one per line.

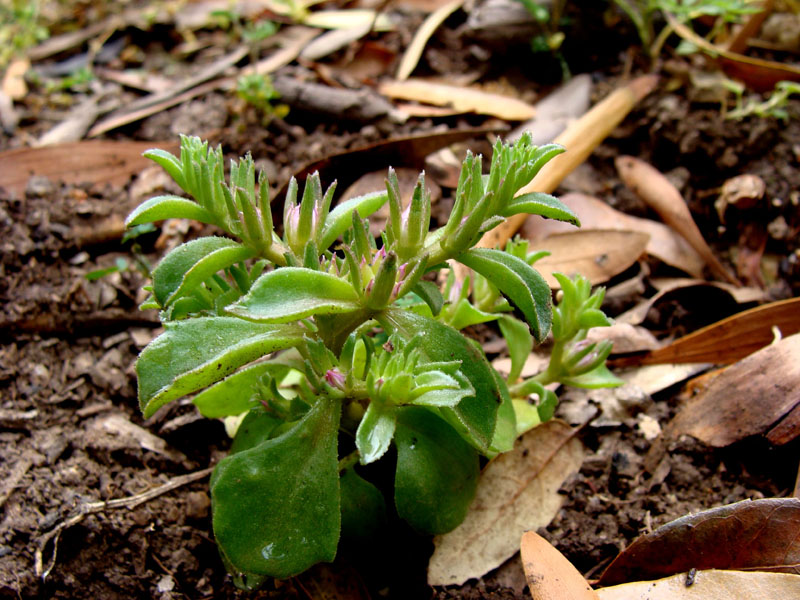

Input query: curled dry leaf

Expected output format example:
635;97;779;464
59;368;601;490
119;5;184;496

522;193;705;277
427;420;584;586
597;570;800;600
668;333;800;447
616;278;764;326
714;174;766;223
529;230;650;288
379;79;537;120
0;140;180;196
596;497;800;587
396;0;464;80
520;531;599;600
615;155;739;286
624;297;800;366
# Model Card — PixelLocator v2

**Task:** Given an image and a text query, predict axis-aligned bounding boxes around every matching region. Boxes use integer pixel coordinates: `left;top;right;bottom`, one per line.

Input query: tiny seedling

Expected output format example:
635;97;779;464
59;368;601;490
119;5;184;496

126;134;620;588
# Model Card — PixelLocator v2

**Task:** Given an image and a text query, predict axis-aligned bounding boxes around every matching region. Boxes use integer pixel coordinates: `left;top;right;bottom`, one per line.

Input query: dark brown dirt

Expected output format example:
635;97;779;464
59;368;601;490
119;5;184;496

2;4;800;599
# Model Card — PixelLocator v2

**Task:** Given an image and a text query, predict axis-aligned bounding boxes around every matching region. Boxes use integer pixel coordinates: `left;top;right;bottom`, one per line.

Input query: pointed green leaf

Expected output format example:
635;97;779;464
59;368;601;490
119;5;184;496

447;298;497;331
457;248;552;342
488;367;516;454
356;401;396;465
498;315;533;384
378;309;502;453
125;195;217;228
152;237;255;307
411;280;444;316
320;191;388;250
227;268;361;323
561;364;624;389
137;318;303;418
192;361;292;418
211;398;341;578
501;192;579;226
143;148;186;189
394;407;479;534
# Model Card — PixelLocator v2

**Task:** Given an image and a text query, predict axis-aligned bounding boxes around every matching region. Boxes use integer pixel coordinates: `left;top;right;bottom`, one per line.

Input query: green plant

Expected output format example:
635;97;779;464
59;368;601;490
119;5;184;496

125;134;620;587
235;73;289;123
612;0;760;55
0;0;49;68
727;80;800;121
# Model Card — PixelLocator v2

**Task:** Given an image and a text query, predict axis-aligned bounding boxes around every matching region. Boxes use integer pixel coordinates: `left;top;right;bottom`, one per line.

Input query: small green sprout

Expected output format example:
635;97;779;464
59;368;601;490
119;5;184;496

125;134;620;587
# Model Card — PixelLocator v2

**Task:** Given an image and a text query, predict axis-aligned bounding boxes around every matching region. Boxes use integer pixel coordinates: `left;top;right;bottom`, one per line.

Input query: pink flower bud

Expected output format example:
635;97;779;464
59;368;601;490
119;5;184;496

325;368;346;390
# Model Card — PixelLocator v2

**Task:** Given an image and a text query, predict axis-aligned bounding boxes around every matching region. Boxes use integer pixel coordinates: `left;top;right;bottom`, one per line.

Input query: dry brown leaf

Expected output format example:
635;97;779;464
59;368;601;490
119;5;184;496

616;278;765;326
530;230;650;288
586;323;661;355
510;74;592;145
379;79;537;120
597;570;800;600
2;58;29;99
520;531;599;600
668;333;800;447
522;193;705;277
629;297;800;366
0;140;180;196
396;0;464;80
714;174;765;223
615;155;739;285
597;497;800;586
427;421;584;586
304;10;394;31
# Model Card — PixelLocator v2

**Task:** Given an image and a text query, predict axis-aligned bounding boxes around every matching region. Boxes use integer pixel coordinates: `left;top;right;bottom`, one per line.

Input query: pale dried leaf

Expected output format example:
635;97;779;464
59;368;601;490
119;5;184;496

522;193;705;277
669;333;800;447
396;0;464;80
510;74;592;144
615;156;739;285
530;230;650;288
2;58;29;99
304;10;394;31
597;571;800;600
427;421;584;586
379;79;537;120
520;531;600;600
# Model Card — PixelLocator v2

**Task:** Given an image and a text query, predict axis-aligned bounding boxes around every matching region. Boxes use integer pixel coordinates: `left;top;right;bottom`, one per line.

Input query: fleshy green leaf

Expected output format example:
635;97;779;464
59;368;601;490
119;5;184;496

143;148;186;190
411;280;444;316
497;315;533;383
211;398;341;578
339;466;387;546
578;308;612;329
136;318;304;418
394;407;479;534
488;367;516;454
125;195;216;228
457;248;552;342
501;192;580;226
192;361;291;418
378;309;501;453
356;401;396;465
227;268;361;323
319;191;388;250
446;299;497;331
230;408;283;454
561;364;624;389
152;237;255;307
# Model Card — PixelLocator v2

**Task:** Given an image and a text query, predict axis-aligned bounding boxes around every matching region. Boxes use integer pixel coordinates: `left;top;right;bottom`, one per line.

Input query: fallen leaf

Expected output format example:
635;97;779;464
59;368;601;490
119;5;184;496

530;230;650;288
616;278;764;326
299;24;373;61
396;0;464;80
624;297;800;366
714;174;765;223
520;531;600;600
767;402;800;446
2;58;29;99
586;323;661;355
615;155;739;285
379;79;537;120
427;420;584;586
480;75;659;250
303;9;394;31
0;140;180;196
522;193;705;277
618;363;711;396
510;74;592;145
596;497;800;586
668;333;800;447
597;570;800;600
37;98;100;146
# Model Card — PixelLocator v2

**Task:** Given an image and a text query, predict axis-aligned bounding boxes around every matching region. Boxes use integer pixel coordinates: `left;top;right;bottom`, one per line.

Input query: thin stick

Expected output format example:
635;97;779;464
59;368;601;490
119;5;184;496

35;467;213;580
